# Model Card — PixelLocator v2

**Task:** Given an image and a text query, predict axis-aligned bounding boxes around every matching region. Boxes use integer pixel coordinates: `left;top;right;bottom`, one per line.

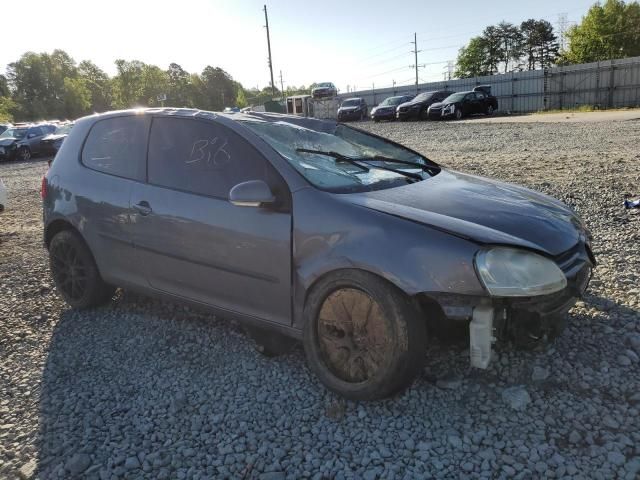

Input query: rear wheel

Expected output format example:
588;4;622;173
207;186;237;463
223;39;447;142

17;146;31;161
303;271;427;400
49;230;115;309
486;105;494;116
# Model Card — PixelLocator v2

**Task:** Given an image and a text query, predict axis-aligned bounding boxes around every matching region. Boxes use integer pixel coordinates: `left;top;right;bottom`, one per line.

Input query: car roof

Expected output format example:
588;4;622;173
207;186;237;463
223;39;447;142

77;107;338;132
342;97;363;101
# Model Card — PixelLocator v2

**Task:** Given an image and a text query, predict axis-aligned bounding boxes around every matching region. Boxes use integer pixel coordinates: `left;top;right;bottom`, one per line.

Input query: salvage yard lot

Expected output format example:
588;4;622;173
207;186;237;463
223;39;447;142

1;117;639;479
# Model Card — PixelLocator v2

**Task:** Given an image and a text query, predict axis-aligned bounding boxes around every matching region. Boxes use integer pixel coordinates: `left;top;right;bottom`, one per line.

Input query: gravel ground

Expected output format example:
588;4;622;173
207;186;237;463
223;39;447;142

1;118;639;480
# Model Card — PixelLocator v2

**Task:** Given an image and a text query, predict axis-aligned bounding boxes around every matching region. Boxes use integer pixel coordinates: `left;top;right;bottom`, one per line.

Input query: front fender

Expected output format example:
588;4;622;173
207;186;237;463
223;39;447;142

291;188;486;327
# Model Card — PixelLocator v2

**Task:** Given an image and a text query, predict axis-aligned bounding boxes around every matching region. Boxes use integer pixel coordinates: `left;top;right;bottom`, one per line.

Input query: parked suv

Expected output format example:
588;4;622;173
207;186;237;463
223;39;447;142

337;98;367;121
43;109;593;400
311;82;337;99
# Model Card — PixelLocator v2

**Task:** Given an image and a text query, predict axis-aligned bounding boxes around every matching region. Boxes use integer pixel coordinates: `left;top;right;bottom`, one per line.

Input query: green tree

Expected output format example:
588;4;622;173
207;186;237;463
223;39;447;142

455;37;492;78
166;63;192;107
62;77;91;119
112;59;146;108
78;60;112;113
562;0;640;64
520;19;559;69
198;66;239;110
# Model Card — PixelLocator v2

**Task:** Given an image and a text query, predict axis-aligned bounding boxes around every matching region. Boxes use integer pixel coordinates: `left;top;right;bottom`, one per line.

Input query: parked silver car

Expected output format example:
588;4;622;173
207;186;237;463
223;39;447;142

42;109;594;400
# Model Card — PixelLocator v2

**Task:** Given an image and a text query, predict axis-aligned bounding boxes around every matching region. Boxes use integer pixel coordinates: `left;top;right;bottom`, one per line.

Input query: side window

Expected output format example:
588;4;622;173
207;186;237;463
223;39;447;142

465;93;475;102
475;92;486;100
29;127;43;137
148;117;270;199
81;116;148;181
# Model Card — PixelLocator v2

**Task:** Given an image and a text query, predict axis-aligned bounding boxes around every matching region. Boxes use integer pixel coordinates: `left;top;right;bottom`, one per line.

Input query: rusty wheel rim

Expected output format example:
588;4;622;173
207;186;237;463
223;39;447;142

317;288;392;383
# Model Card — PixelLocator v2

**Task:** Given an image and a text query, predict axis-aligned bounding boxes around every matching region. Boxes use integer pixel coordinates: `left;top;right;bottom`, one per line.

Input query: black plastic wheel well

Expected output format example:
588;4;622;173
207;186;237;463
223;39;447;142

44;219;78;248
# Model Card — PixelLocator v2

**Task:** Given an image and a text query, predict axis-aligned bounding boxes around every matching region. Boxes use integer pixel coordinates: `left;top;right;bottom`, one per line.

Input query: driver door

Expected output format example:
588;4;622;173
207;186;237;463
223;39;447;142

130;116;293;325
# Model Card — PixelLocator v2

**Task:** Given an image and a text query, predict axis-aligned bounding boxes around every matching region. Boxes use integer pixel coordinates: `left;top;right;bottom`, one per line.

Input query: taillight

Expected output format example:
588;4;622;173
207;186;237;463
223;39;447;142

41;176;47;200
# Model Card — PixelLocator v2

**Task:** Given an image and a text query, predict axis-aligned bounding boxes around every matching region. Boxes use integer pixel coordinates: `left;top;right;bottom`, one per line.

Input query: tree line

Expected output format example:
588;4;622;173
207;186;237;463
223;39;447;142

0;49;317;123
455;0;640;78
0;50;250;123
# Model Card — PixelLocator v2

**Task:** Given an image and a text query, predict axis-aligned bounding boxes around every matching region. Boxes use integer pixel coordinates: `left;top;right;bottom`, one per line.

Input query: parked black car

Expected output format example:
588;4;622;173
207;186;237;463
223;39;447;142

312;82;337;99
370;95;413;122
41;123;74;156
396;90;454;121
473;85;498;113
427;91;497;120
337;98;368;121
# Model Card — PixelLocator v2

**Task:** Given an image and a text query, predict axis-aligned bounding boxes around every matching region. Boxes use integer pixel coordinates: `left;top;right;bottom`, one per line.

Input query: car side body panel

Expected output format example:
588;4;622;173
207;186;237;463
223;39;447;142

290;186;485;328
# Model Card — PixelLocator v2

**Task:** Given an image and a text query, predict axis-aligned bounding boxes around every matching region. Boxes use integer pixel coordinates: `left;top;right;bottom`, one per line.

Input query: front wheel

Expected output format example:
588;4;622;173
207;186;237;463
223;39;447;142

49;230;115;309
455;109;463;120
17;146;31;161
303;271;427;400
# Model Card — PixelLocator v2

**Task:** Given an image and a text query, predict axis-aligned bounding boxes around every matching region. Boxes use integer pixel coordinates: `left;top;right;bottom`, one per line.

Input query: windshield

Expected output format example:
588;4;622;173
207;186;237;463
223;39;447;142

341;100;360;107
443;93;466;103
242;120;436;193
0;128;27;139
54;124;73;135
317;83;332;88
380;96;407;107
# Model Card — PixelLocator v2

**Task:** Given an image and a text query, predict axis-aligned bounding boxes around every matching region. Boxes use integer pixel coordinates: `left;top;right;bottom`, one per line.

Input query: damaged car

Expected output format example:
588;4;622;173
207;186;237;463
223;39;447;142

42;109;594;400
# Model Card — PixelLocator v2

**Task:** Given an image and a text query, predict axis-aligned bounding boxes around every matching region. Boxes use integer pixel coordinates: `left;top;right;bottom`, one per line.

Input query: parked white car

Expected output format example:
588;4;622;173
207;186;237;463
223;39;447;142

0;178;7;211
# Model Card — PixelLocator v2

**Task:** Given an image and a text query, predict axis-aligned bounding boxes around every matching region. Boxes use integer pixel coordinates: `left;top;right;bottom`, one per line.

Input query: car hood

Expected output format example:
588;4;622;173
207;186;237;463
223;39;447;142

339;106;359;112
347;170;582;256
372;106;395;113
429;102;449;109
398;100;423;109
0;138;18;146
43;134;67;141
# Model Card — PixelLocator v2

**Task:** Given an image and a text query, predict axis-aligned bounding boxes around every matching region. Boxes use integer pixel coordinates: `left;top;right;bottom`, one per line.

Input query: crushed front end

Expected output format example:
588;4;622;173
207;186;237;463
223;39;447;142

429;239;595;368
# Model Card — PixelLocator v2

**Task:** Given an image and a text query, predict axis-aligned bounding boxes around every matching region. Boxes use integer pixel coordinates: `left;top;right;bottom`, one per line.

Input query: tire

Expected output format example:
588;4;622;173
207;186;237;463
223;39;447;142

486;105;494;116
48;230;115;309
455;109;463;120
302;270;427;401
18;146;31;161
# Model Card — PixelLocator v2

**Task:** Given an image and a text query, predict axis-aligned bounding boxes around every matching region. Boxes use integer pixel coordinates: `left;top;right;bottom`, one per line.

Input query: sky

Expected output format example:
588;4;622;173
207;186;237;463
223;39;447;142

0;0;597;94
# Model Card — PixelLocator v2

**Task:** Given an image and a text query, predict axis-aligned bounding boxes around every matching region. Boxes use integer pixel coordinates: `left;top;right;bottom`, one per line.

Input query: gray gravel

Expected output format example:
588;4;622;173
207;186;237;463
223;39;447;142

1;117;639;479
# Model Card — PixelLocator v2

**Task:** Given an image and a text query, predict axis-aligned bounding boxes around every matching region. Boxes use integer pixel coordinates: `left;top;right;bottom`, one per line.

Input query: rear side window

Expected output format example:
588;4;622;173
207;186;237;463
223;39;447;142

148;117;270;199
81;116;148;181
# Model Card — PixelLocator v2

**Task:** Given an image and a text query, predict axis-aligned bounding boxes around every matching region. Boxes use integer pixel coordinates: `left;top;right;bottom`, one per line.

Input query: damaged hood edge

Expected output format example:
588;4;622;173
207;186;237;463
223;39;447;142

352;197;551;255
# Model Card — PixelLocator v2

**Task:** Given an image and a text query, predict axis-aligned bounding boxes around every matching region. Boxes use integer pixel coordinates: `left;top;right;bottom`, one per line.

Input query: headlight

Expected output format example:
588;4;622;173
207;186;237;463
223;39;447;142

443;104;455;113
410;105;420;110
475;247;567;297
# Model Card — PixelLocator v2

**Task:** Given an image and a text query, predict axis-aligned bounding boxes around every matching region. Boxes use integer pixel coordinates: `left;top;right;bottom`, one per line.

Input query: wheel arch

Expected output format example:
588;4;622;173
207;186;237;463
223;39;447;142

44;218;82;249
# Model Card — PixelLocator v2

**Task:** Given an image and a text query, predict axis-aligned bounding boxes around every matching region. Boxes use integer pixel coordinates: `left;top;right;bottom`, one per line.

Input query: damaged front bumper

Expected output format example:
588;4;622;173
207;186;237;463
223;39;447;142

434;241;594;368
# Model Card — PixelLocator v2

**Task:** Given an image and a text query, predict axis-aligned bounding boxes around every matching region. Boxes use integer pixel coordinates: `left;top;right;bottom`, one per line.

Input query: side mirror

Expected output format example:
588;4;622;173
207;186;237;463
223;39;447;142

229;180;275;207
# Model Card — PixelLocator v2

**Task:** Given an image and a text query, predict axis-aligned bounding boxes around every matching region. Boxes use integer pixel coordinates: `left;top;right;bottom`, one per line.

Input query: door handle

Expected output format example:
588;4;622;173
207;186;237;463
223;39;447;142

133;201;152;216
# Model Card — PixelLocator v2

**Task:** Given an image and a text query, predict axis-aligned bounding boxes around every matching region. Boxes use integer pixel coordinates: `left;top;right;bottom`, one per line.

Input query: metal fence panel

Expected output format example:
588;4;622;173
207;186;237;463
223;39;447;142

339;56;640;113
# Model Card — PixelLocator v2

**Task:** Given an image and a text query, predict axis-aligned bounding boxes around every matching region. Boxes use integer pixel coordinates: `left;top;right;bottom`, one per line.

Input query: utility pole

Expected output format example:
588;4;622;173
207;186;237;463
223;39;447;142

279;70;284;98
263;5;276;97
411;32;420;94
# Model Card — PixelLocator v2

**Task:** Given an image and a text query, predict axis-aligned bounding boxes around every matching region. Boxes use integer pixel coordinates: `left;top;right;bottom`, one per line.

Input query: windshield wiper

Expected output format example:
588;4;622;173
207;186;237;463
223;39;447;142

296;148;369;173
366;155;440;175
296;148;423;182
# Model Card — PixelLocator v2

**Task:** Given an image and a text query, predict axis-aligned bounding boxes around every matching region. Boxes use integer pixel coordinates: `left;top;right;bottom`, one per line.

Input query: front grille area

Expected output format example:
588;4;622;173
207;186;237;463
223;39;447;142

555;241;593;295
